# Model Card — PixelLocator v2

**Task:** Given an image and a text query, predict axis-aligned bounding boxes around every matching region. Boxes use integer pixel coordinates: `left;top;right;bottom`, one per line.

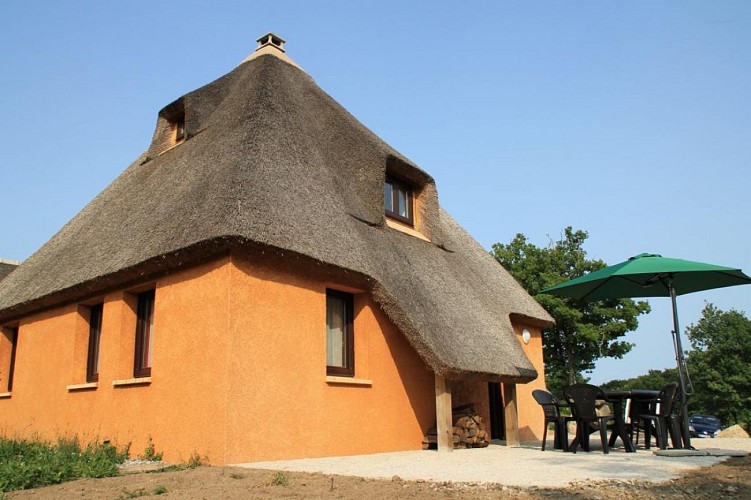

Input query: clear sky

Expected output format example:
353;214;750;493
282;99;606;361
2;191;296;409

1;1;749;384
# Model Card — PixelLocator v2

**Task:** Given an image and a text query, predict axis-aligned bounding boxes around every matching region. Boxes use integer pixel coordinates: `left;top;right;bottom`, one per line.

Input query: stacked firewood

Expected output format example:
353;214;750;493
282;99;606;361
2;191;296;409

422;404;490;449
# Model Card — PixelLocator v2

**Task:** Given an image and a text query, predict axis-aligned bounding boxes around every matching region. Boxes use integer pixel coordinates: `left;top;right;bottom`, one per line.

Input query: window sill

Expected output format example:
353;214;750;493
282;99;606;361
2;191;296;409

157;140;184;157
112;377;151;387
0;392;11;399
67;382;98;392
325;376;372;386
385;218;430;242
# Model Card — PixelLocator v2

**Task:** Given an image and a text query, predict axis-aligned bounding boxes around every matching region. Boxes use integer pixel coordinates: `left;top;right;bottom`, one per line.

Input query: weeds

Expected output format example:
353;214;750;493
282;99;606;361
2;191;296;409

0;436;129;492
121;487;147;498
120;485;167;498
186;451;203;469
270;471;289;486
139;435;163;462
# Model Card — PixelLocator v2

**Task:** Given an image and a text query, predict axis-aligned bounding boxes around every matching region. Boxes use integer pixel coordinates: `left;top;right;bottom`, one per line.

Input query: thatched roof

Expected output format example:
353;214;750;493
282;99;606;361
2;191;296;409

0;260;18;282
0;39;552;380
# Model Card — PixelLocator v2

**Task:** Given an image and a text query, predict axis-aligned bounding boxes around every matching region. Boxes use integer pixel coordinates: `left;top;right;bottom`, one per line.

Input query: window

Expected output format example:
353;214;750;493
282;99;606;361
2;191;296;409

384;176;413;225
174;114;186;143
86;304;103;383
326;290;354;377
134;290;155;378
2;327;18;392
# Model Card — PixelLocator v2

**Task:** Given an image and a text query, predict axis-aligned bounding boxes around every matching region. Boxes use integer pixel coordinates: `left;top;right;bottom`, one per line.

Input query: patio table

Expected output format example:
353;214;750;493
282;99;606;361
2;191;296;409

605;389;659;452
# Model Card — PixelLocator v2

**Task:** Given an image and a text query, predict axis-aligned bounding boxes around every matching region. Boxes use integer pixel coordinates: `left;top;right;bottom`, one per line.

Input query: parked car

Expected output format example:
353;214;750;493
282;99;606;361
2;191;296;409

689;414;722;438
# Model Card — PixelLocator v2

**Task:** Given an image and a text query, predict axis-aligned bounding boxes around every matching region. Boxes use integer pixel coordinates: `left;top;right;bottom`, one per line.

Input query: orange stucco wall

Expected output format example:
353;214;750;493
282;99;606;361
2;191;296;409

221;255;436;462
0;258;234;462
511;323;547;443
0;253;546;463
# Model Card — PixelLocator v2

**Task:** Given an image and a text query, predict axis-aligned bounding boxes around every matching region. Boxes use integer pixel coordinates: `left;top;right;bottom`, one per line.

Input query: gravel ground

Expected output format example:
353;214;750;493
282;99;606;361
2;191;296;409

235;438;751;488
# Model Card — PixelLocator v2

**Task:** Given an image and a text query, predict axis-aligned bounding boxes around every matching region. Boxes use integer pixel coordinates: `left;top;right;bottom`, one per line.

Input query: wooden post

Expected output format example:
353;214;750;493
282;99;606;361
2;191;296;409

503;382;519;446
434;374;453;452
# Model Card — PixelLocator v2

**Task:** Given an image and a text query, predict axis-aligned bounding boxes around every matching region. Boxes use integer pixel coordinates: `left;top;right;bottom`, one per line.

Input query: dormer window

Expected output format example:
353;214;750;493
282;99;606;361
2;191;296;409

150;100;186;156
173;114;186;144
384;176;413;225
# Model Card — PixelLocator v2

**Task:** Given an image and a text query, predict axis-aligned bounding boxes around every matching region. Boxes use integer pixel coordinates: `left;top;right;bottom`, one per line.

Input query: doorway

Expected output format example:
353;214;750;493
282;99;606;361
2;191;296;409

488;382;505;440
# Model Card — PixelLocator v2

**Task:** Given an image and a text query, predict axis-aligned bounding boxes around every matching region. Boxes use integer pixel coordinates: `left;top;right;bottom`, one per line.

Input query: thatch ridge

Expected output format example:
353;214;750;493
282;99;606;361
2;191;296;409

0;52;552;379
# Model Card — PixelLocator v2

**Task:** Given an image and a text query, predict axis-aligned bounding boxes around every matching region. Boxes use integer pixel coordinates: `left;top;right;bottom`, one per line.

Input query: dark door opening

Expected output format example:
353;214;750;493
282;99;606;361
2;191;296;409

488;382;505;440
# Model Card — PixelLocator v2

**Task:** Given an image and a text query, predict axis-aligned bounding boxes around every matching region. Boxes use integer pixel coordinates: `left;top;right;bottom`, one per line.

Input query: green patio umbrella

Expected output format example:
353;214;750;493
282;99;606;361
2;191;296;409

541;253;751;449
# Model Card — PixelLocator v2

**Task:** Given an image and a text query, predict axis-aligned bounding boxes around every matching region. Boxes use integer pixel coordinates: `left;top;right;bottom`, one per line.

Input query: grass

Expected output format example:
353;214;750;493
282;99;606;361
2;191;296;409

270;471;289;486
152;484;168;495
121;487;147;499
0;436;129;492
119;485;166;498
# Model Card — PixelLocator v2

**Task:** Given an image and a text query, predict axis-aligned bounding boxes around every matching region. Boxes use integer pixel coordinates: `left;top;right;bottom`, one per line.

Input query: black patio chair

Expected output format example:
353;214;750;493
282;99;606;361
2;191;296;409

563;384;615;454
637;382;679;450
665;388;684;448
626;395;652;447
532;389;574;451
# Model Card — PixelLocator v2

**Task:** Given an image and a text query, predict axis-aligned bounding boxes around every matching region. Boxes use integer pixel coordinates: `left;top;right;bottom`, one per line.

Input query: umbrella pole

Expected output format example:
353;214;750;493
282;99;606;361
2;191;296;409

668;280;692;449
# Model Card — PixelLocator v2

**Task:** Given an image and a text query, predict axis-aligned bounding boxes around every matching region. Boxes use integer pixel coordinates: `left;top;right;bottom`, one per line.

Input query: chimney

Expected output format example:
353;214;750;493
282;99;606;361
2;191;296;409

242;32;303;72
256;33;286;53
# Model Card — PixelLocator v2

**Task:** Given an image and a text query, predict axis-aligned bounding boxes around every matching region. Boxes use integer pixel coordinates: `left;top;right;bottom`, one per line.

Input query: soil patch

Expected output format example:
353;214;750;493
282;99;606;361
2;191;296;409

4;455;750;499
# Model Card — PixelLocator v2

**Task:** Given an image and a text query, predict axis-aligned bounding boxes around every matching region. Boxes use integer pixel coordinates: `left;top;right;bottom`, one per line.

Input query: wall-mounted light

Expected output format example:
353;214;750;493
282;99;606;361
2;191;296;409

522;328;531;344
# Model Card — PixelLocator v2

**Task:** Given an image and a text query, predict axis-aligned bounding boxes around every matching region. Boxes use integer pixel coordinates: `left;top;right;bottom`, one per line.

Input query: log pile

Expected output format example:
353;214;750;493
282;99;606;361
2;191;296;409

422;404;490;449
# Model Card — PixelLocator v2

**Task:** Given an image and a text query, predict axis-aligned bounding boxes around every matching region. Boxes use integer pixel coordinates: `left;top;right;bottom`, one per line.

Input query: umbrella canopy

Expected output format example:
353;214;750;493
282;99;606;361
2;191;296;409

540;252;751;450
542;253;751;301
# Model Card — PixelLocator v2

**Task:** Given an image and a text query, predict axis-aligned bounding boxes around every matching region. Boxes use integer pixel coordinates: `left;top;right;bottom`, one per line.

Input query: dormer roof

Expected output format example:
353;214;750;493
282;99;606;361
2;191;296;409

0;259;19;282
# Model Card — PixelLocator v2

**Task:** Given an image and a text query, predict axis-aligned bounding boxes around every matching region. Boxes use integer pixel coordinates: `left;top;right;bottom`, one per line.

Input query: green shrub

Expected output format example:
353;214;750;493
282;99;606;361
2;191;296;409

0;436;129;492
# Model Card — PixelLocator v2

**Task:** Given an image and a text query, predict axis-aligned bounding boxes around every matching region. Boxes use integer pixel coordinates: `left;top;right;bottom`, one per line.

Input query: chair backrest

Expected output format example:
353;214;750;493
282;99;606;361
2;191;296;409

656;382;679;417
532;389;562;419
563;384;608;420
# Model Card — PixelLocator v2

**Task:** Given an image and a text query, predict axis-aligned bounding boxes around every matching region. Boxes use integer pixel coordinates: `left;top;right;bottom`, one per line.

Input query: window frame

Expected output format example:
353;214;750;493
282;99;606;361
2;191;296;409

384;176;414;226
174;114;186;143
85;303;103;383
133;290;155;378
325;289;355;377
6;326;18;392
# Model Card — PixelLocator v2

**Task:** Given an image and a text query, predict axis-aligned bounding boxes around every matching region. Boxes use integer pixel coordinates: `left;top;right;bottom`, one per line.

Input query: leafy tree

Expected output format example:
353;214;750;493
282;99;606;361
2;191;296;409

686;303;751;427
492;227;650;395
601;368;678;392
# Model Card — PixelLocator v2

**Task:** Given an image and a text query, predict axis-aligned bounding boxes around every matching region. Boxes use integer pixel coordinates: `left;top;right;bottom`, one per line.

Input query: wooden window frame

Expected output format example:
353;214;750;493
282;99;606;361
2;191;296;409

326;289;354;377
174;114;186;143
133;290;155;378
384;176;414;226
6;327;18;392
85;304;103;383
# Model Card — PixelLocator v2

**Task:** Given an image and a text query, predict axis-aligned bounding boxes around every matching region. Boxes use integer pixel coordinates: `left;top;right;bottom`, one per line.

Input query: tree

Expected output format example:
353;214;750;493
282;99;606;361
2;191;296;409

492;227;650;395
686;303;751;427
600;368;678;392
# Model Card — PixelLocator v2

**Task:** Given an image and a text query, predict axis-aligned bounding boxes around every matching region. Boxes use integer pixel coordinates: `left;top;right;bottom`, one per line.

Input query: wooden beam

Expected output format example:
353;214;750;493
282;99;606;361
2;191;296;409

503;382;519;446
434;374;453;452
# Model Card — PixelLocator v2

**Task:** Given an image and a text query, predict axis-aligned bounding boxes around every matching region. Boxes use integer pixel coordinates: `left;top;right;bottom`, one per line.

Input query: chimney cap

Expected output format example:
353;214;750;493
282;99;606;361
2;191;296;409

242;32;303;72
256;33;286;52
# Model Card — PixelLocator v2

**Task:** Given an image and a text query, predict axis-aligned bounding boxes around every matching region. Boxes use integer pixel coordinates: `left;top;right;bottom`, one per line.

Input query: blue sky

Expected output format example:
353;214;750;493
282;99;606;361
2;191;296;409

1;1;749;384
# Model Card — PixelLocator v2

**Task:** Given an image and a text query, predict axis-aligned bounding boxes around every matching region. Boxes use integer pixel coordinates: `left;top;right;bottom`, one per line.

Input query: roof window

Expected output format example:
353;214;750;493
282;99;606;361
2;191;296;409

173;114;185;144
384;176;413;226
